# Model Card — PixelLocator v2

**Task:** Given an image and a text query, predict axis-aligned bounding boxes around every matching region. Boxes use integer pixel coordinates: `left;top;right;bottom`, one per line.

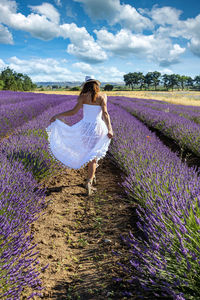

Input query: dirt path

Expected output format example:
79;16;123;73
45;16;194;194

27;154;134;299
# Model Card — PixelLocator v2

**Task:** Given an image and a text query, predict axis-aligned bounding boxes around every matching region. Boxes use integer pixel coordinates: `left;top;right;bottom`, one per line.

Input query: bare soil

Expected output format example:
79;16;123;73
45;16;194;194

25;154;135;300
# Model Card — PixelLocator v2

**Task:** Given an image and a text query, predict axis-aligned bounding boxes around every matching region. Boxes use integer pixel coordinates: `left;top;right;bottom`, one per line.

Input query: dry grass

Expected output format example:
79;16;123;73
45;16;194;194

33;90;200;106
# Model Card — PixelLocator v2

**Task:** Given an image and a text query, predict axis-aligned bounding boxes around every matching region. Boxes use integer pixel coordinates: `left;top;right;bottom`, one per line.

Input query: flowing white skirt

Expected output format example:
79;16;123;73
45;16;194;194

46;118;111;169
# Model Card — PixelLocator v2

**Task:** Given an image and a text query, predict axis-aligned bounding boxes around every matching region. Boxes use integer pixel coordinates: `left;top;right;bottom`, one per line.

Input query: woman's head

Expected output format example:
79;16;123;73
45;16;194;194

80;77;101;103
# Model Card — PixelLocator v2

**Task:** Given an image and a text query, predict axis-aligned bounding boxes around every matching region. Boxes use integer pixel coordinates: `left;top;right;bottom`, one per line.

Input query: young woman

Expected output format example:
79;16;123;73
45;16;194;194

46;76;113;195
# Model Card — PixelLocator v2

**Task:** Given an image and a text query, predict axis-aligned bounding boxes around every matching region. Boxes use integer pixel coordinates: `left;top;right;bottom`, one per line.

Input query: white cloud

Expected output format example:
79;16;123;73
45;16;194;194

73;62;93;73
8;56;74;81
95;29;154;56
74;0;153;32
139;6;182;26
29;2;60;24
117;4;153;31
67;41;107;63
170;44;185;57
97;66;124;82
60;23;91;42
0;1;107;63
188;38;200;56
154;13;200;58
159;68;173;75
95;28;185;66
72;62;124;82
4;56;124;82
0;24;13;44
0;0;60;40
179;15;200;57
0;0;17;14
60;23;107;63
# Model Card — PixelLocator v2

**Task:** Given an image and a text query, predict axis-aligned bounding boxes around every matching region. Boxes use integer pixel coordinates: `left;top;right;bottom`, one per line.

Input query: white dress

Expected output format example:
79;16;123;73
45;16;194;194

46;104;111;169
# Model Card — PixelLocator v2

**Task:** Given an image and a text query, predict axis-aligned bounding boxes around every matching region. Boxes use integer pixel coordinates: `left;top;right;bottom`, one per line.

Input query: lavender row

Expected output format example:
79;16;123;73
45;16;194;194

0;90;37;105
112;95;200;114
127;96;200;124
0;97;82;298
109;102;200;299
0;91;56;106
110;97;200;157
0;91;77;138
0;153;46;298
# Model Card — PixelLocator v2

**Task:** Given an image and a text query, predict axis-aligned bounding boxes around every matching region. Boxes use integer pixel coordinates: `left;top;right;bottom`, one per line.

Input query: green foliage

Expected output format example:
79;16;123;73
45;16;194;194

70;86;81;91
0;79;4;90
194;75;200;85
0;67;36;91
124;71;199;91
104;84;114;91
124;72;145;90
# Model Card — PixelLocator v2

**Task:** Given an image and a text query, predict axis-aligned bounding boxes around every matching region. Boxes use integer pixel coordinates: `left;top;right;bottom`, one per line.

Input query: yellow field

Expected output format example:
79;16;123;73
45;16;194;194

33;90;200;106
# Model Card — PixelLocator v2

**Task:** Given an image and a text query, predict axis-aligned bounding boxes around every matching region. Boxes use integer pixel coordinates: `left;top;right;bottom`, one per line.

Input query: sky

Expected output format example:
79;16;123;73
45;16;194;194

0;0;200;83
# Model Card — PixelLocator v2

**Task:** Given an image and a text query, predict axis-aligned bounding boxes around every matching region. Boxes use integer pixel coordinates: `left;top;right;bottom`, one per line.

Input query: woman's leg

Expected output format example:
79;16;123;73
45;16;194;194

87;159;96;181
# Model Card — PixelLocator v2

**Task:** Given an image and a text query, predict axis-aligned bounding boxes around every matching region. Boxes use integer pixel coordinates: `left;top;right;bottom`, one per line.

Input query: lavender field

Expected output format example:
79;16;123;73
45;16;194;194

1;91;200;299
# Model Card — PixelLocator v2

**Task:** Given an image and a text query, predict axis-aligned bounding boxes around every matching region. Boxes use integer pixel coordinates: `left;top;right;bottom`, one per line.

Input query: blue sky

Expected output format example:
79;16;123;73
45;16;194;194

0;0;200;83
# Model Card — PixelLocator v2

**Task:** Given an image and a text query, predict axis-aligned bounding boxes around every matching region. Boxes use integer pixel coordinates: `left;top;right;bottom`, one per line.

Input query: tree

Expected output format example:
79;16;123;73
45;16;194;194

124;73;134;89
124;72;145;90
194;75;200;90
137;72;145;90
177;75;188;90
70;86;80;91
152;71;161;90
162;74;179;91
145;72;154;90
22;75;33;91
52;85;59;89
169;74;180;91
131;72;141;89
162;74;171;90
185;76;193;89
0;67;36;91
1;67;16;90
104;84;114;91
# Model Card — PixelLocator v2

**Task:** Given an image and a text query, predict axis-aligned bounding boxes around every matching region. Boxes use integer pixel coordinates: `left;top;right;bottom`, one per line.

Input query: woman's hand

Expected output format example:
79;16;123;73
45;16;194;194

107;130;114;139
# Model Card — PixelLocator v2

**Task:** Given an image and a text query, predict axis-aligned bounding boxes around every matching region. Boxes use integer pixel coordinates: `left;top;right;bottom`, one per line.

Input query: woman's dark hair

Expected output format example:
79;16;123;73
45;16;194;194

80;81;100;103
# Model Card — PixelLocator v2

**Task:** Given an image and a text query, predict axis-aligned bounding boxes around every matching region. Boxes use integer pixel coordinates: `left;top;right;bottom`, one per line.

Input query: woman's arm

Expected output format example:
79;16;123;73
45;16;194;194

101;94;113;139
50;96;83;123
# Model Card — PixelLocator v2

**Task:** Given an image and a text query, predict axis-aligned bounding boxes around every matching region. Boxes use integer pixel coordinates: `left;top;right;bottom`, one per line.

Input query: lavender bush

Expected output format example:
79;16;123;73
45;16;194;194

0;91;40;105
0;93;82;298
0;154;46;298
122;97;200;125
0;91;77;138
109;102;200;299
110;97;200;157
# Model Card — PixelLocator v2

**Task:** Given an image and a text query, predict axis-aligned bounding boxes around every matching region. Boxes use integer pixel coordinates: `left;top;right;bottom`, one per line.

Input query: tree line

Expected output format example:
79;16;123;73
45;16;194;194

0;67;36;91
124;71;200;91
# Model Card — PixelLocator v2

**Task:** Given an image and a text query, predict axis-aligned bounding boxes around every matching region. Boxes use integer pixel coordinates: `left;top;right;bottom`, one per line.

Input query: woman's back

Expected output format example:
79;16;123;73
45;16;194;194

80;92;106;106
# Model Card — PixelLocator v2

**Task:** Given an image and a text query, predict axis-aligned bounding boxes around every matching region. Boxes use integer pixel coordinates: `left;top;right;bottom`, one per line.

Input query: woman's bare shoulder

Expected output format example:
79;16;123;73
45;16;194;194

98;92;107;97
98;93;107;104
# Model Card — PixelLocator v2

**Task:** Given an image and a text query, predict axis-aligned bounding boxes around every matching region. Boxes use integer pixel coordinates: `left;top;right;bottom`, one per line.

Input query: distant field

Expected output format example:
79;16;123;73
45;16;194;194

33;90;200;106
